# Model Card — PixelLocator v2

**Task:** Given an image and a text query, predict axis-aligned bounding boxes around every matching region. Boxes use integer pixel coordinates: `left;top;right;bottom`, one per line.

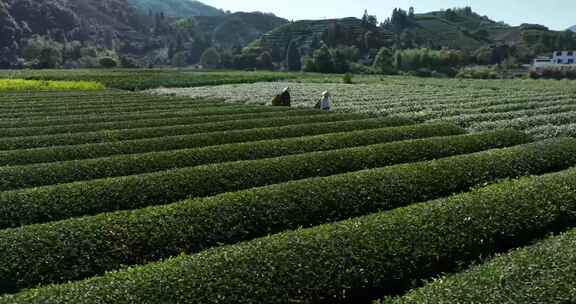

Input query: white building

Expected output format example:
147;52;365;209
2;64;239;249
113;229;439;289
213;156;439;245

532;51;576;71
552;51;576;64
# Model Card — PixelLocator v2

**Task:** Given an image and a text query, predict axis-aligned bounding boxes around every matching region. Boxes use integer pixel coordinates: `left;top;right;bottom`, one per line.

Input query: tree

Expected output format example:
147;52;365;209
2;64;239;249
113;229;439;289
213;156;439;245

285;40;301;71
373;47;394;73
331;48;350;74
361;10;378;28
257;51;273;70
474;46;493;65
23;36;63;69
200;48;221;68
313;44;334;73
302;55;315;72
171;51;188;67
409;7;415;18
99;57;117;68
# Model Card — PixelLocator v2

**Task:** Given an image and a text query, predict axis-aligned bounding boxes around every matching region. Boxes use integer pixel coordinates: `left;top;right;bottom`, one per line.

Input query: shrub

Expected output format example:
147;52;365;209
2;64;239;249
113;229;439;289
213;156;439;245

0;117;411;166
4;145;576;302
0;124;486;228
200;48;221;69
1;133;569;293
0;109;324;138
0;123;465;191
99;57;117;68
0;113;365;150
0;104;294;129
383;228;576;304
457;66;500;79
342;73;353;84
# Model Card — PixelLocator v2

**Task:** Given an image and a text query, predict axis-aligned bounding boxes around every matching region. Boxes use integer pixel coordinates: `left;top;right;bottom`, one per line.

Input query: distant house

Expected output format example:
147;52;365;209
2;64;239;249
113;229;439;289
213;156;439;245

532;51;576;72
552;51;576;64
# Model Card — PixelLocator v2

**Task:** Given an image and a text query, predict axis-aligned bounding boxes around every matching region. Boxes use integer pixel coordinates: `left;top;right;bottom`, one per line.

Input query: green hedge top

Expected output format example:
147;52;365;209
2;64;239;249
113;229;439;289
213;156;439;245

0;117;411;166
4;157;576;303
382;228;576;304
0;133;566;294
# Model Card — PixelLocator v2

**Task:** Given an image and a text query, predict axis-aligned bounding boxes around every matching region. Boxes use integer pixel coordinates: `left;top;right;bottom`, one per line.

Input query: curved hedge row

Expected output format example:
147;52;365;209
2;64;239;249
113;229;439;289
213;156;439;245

0;97;217;113
0;113;365;150
0;96;220;111
0;101;279;120
0;91;140;106
0;109;325;138
0;118;410;166
0;102;238;120
0;135;569;293
3;146;576;302
0;129;523;228
0;105;293;129
0;123;466;191
383;229;576;304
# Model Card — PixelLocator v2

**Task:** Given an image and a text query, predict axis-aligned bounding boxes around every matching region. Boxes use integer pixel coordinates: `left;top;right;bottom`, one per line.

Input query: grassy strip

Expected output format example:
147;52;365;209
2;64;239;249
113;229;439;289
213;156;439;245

382;229;576;304
0;79;104;91
0;123;466;191
0;128;517;228
0;109;324;138
0;105;293;129
0;137;574;297
0;118;409;166
0;113;364;150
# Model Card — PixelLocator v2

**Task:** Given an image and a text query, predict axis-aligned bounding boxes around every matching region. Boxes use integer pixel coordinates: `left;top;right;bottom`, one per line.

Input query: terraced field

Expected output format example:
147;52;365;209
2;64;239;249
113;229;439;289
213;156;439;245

1;89;576;304
156;79;576;140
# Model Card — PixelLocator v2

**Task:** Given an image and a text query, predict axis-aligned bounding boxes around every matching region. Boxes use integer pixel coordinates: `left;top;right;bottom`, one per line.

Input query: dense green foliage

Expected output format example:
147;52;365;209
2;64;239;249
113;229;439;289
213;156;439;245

0;124;498;229
383;229;576;304
127;0;224;18
0;123;464;191
285;40;302;71
0;109;323;137
0;113;363;150
0;117;411;166
5;154;576;303
0;130;537;291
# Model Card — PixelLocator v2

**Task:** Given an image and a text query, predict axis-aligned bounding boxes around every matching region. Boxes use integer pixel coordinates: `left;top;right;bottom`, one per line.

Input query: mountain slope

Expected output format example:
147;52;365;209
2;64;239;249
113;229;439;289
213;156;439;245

127;0;224;17
570;25;576;32
195;12;288;48
0;0;148;67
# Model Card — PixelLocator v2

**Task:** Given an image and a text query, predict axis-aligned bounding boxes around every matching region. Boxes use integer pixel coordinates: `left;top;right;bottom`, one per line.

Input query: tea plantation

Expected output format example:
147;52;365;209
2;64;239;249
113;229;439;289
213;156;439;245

0;88;575;303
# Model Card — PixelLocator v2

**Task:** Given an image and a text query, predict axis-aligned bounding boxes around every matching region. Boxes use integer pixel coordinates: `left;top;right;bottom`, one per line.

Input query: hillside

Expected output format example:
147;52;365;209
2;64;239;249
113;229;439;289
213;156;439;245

127;0;224;17
0;0;148;68
253;17;392;59
570;25;576;32
195;12;288;48
408;11;506;50
381;7;576;61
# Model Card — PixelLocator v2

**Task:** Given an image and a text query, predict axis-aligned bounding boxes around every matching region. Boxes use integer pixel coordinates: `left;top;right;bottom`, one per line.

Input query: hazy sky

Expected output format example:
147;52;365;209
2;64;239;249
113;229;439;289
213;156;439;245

204;0;575;31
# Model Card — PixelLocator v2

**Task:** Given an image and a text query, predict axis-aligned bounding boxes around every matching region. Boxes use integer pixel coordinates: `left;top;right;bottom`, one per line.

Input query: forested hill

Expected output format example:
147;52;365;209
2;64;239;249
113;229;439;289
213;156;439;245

127;0;224;18
0;0;285;69
1;2;574;70
0;0;147;67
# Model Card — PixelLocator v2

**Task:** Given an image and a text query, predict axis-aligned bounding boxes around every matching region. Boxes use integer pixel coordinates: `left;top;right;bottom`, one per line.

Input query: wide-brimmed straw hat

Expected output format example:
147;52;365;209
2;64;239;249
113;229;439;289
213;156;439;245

322;91;330;97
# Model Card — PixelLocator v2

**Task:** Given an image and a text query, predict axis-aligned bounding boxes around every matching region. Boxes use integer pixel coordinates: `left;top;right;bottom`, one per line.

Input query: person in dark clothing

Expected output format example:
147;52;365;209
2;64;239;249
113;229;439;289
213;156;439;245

272;87;291;107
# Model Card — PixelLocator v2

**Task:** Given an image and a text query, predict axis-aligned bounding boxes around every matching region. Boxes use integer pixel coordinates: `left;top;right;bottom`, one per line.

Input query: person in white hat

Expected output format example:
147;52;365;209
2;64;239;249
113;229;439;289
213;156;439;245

315;91;332;111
